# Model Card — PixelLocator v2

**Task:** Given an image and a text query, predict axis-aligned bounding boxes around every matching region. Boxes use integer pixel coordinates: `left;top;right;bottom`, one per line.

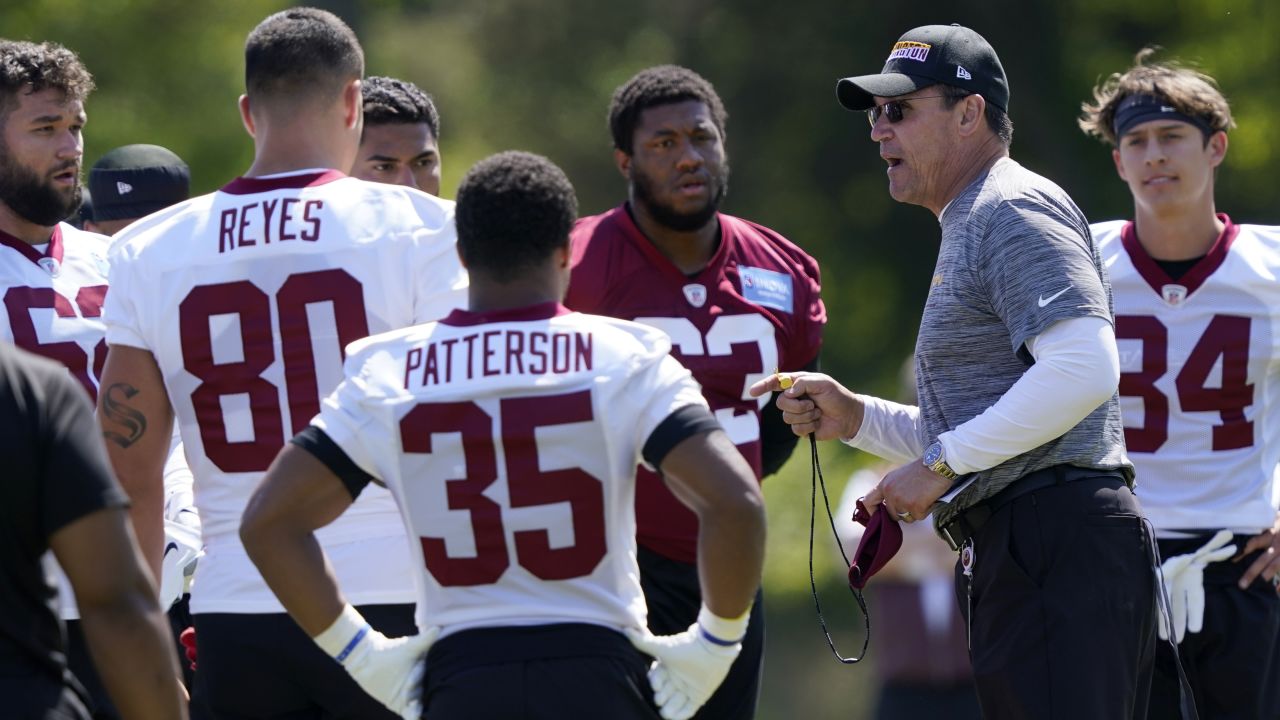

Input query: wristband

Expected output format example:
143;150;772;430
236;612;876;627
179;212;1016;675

312;603;369;660
696;604;750;645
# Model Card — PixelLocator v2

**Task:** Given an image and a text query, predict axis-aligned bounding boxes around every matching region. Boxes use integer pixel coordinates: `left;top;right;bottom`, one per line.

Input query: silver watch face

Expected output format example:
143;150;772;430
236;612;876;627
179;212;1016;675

923;441;943;466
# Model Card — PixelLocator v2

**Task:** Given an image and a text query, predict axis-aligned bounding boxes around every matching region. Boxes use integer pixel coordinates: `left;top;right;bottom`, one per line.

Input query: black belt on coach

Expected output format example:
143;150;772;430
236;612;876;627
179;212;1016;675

937;464;1122;552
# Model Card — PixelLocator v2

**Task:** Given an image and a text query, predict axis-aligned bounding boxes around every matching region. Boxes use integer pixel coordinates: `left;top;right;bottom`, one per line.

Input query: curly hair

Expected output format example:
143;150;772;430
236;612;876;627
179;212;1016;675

456;151;578;283
244;7;363;105
362;76;440;139
608;65;728;155
1079;47;1234;146
0;40;94;120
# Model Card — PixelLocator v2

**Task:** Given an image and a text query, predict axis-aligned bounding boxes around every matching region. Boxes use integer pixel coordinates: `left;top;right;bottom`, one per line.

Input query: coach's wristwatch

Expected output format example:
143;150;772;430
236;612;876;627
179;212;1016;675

922;440;959;481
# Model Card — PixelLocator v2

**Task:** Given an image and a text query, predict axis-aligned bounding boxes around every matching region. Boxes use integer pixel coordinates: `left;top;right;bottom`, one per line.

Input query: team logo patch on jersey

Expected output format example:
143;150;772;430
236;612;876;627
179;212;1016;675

37;256;61;277
739;266;793;313
1161;283;1188;307
682;283;708;308
887;41;931;63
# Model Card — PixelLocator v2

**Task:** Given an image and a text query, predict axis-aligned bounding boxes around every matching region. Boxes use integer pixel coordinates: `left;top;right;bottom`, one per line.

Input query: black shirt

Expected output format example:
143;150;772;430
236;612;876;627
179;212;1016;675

0;343;128;686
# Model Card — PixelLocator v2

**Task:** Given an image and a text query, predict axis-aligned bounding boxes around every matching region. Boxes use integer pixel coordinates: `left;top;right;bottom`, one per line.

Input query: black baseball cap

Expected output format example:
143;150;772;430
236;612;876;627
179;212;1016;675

88;144;190;222
836;24;1009;113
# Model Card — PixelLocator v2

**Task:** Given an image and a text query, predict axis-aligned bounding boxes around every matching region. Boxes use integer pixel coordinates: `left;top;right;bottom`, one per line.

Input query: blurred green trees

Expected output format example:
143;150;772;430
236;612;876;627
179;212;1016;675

8;1;1275;716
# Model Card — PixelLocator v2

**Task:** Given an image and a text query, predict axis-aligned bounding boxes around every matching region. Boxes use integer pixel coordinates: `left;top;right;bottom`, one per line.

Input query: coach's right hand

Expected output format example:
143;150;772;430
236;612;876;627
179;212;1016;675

313;604;439;720
748;372;865;441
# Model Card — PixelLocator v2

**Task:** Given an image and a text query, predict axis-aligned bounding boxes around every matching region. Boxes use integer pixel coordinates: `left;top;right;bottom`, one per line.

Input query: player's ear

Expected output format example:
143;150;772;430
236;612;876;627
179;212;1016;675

553;242;570;269
1111;148;1127;182
239;95;257;138
613;148;631;180
455;243;470;270
1206;130;1228;168
343;78;362;131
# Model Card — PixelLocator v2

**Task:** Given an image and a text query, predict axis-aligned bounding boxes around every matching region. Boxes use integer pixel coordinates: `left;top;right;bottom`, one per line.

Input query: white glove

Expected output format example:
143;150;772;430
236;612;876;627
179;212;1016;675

159;515;201;609
625;605;748;720
1158;530;1236;643
313;604;440;719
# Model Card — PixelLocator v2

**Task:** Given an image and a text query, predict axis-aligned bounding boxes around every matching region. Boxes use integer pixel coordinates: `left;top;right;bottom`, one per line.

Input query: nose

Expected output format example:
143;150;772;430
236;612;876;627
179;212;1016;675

1143;139;1166;166
57;129;83;161
869;114;892;143
674;140;704;172
396;165;419;190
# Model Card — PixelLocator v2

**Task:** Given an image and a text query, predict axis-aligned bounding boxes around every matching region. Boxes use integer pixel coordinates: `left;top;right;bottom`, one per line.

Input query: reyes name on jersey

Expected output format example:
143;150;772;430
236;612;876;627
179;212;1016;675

103;170;467;612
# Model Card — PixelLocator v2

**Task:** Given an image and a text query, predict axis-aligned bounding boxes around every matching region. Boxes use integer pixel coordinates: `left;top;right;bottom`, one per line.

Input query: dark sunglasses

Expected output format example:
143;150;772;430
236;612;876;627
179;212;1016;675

866;95;948;127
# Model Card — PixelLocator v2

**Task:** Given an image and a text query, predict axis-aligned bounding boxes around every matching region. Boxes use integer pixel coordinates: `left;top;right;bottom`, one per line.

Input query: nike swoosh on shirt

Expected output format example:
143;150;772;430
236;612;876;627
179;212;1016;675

1037;286;1071;308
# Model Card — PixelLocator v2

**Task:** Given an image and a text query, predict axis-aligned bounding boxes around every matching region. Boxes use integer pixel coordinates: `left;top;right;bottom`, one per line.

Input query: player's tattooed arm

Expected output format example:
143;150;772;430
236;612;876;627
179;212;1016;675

101;382;148;448
97;345;175;582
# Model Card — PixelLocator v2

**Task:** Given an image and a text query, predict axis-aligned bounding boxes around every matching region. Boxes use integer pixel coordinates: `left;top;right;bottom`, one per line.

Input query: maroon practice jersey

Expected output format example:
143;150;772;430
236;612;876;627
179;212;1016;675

567;205;824;562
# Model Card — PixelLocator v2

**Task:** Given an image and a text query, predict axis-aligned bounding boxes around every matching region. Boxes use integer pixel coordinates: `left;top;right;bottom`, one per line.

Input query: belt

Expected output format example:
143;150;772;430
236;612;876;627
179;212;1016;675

938;464;1123;552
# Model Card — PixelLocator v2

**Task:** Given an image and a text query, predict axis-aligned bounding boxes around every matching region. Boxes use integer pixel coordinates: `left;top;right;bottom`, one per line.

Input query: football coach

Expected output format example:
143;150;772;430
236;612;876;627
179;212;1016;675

750;23;1156;719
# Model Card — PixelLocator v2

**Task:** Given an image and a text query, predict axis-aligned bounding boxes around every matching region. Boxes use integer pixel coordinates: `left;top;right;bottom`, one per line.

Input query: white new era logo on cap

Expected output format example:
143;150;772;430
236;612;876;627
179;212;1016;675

956;65;972;80
117;181;133;195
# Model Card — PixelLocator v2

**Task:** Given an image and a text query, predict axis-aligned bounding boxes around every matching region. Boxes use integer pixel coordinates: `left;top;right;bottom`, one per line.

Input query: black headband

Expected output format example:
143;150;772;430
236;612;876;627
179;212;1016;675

1113;94;1216;140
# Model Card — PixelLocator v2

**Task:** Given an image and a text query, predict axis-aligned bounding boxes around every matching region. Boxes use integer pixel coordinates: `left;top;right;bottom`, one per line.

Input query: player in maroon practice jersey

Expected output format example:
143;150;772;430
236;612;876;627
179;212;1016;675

566;65;826;719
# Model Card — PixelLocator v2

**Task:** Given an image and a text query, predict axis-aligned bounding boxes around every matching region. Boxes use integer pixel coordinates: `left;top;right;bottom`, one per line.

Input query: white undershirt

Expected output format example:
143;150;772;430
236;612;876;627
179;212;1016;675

845;315;1120;474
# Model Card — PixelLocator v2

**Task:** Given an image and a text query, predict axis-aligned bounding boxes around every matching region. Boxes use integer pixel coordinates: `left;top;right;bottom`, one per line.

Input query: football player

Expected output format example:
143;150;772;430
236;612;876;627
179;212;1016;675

351;76;441;195
1081;49;1280;717
565;64;825;719
241;150;766;720
97;8;465;719
0;41;197;720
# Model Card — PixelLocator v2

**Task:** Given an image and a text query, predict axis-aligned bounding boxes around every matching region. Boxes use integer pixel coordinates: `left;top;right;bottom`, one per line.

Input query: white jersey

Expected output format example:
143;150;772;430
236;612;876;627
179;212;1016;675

0;223;110;397
312;304;708;636
1095;217;1280;536
104;170;467;613
0;222;197;616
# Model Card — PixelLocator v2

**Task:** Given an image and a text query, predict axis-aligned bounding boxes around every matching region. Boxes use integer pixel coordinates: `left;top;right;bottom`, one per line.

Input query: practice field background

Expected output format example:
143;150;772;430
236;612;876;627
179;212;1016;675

9;0;1277;716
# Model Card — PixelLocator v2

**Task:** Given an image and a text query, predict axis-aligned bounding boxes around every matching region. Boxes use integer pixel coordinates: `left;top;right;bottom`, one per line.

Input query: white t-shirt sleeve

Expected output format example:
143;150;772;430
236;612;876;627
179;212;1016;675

411;215;469;325
938;315;1120;474
630;353;712;471
841;396;925;465
310;350;393;480
102;241;149;349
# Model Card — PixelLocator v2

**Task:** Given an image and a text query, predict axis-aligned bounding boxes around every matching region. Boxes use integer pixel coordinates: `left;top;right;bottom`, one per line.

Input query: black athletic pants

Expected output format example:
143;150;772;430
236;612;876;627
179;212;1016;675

955;471;1157;720
1148;534;1280;719
422;623;657;719
639;545;764;720
0;675;92;720
191;603;415;720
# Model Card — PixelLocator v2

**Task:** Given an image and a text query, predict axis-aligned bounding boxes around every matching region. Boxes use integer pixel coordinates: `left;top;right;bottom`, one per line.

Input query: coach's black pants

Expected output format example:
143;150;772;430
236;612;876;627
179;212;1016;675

422;623;657;719
0;675;92;720
192;603;415;720
1148;534;1280;719
639;545;765;720
956;472;1156;720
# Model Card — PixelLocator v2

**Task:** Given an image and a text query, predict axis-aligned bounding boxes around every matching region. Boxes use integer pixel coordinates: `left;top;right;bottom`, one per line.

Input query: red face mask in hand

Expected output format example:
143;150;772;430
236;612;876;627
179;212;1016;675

847;499;904;589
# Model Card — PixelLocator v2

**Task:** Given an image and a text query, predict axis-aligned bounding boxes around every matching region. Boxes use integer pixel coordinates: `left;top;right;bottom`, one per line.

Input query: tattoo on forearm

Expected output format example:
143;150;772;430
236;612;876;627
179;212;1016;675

102;383;148;448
